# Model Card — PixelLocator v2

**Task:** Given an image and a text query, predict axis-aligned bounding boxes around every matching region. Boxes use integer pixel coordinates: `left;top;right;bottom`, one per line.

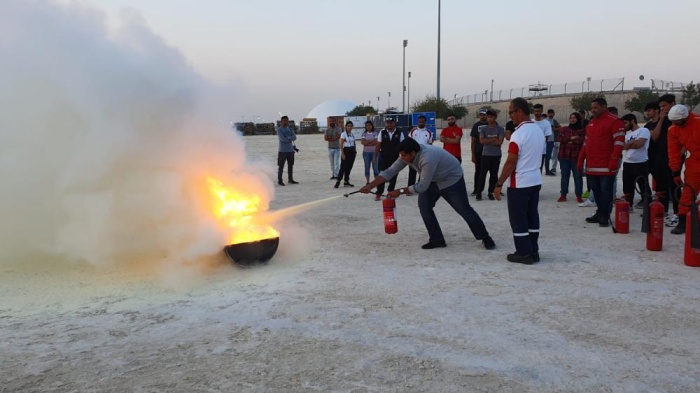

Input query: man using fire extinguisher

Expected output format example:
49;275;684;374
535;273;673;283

577;98;626;227
667;104;700;235
359;138;496;251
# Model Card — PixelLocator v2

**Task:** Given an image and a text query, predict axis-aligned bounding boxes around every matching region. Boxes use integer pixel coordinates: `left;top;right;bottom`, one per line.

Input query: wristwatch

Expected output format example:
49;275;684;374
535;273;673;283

399;188;406;194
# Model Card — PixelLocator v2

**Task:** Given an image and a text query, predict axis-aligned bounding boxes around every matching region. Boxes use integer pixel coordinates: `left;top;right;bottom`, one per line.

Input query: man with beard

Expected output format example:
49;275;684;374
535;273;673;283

470;108;488;194
373;116;404;201
439;114;463;162
494;98;545;264
667;104;700;235
577;98;625;227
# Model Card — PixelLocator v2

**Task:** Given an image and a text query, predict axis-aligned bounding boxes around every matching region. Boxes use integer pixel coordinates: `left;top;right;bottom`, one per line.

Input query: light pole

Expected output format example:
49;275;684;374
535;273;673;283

587;76;591;92
388;92;391;111
437;0;441;101
403;39;408;113
407;71;412;113
377;96;380;112
490;79;494;101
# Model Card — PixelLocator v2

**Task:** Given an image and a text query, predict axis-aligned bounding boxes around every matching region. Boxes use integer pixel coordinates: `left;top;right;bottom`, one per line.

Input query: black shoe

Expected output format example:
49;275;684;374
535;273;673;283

533;252;540;262
598;217;610;227
421;241;447;249
482;236;495;250
334;182;340;189
507;253;535;265
585;214;599;223
671;216;686;235
330;176;337;180
288;180;299;184
344;182;354;187
475;193;482;201
487;193;495;200
545;171;555;176
278;180;285;186
470;190;477;196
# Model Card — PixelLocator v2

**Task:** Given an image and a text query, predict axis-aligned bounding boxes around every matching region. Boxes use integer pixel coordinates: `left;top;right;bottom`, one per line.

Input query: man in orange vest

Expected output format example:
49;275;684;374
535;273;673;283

667;104;700;235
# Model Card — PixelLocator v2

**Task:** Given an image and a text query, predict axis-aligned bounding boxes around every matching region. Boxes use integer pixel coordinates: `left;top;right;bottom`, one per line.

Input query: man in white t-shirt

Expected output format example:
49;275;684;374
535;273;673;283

407;115;434;187
495;98;545;265
533;104;553;175
621;113;650;208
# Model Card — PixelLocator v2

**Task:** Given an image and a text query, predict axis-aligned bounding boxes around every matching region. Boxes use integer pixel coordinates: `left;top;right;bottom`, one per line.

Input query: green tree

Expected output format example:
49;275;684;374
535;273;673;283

569;92;605;113
412;95;468;119
624;90;660;113
346;105;377;116
681;81;700;111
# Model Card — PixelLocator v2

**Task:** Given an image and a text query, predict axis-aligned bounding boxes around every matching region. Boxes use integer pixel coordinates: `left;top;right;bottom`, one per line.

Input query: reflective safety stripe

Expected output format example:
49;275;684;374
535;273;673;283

614;141;625;146
587;167;610;172
613;132;625;138
529;229;540;233
513;232;530;237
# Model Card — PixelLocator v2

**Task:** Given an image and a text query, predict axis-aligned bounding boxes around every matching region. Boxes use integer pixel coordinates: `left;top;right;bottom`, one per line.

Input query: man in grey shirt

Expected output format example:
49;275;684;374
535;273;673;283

324;122;341;180
360;138;495;250
277;115;298;186
475;110;505;200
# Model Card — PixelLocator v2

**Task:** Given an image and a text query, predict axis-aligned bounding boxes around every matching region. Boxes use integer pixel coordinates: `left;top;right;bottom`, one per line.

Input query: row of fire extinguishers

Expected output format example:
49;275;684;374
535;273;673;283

612;177;700;267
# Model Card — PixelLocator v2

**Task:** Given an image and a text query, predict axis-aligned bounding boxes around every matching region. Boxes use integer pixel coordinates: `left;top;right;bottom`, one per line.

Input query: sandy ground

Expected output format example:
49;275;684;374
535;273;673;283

2;133;699;393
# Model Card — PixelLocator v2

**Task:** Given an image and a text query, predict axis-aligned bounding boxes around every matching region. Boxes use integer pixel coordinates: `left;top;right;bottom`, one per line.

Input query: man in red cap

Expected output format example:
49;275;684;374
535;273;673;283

668;104;700;234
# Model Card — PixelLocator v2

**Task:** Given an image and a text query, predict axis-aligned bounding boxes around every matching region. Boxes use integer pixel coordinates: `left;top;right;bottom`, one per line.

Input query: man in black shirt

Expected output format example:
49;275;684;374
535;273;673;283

470;108;488;194
645;98;676;225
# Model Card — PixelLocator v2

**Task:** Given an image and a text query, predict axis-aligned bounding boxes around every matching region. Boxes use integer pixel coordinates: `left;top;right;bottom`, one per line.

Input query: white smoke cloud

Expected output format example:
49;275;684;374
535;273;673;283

0;0;273;271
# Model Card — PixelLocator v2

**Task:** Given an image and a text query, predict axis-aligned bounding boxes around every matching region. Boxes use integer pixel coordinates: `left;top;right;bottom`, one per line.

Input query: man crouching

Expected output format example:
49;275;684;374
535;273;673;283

360;138;496;250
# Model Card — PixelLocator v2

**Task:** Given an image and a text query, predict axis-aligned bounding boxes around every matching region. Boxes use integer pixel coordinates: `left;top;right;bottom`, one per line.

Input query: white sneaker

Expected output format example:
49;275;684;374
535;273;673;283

578;199;596;207
665;214;679;227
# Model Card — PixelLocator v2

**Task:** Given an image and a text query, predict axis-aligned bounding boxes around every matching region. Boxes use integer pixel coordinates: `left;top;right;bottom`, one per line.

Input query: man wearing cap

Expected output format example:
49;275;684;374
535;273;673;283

470;109;489;194
667;104;700;234
374;116;404;200
324;121;342;180
576;98;625;227
360;138;495;251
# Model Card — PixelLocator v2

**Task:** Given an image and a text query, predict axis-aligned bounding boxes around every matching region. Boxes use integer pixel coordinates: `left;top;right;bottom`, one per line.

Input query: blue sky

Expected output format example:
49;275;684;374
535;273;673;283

86;0;699;121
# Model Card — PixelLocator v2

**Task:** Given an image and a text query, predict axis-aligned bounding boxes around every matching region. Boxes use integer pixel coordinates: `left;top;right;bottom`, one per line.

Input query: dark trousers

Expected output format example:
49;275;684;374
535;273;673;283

337;147;356;183
376;155;399;196
476;155;501;194
507;185;541;256
472;152;482;191
622;161;649;205
559;159;583;196
408;167;417;187
418;177;489;243
277;151;295;181
588;175;615;221
542;141;554;173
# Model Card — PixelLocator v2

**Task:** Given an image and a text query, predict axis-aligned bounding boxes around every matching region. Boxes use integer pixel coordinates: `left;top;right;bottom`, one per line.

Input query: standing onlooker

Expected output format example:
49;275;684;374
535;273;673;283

407;115;434;186
494;98;544;264
277;115;298;186
374;116;404;200
579;109;590;128
577;98;625;227
547;109;562;175
533;104;553;175
335;121;357;188
667;104;700;235
644;100;674;225
470;108;488;194
324;121;342;180
360;121;379;186
558;112;585;203
621;114;650;209
475;110;505;200
505;119;516;140
439;114;463;162
658;94;682;227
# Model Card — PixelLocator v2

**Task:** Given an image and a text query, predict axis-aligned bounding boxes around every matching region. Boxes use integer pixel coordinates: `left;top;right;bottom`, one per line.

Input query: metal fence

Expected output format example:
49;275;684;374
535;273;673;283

650;79;687;94
451;77;627;106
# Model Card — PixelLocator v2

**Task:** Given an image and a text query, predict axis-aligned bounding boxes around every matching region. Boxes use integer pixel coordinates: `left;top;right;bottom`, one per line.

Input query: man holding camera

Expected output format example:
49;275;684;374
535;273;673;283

277;115;298;186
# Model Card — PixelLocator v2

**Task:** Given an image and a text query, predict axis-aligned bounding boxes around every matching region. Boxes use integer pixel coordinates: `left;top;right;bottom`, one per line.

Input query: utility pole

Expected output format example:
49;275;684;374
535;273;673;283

403;39;408;113
437;0;441;101
491;79;494;102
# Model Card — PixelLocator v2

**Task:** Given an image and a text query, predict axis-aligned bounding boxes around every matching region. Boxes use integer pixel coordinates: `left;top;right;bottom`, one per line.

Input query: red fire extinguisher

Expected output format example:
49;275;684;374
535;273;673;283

383;198;398;234
685;209;700;267
646;196;664;251
613;198;629;234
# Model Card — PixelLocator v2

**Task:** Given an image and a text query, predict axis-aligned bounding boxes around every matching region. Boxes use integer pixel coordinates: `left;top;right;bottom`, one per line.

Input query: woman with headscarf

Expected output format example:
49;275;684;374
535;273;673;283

558;112;585;203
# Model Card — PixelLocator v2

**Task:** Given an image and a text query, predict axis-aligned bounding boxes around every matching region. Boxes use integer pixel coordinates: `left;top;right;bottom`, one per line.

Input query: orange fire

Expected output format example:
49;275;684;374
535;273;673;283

207;177;279;244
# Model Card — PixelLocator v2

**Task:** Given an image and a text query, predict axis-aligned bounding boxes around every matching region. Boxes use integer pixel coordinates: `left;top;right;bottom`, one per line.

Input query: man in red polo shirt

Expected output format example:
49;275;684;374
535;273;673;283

439;113;463;162
577;98;625;227
667;104;700;234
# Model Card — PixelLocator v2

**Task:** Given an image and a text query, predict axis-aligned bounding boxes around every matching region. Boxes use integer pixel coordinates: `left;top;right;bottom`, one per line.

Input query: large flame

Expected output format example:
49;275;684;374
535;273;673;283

207;177;279;245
